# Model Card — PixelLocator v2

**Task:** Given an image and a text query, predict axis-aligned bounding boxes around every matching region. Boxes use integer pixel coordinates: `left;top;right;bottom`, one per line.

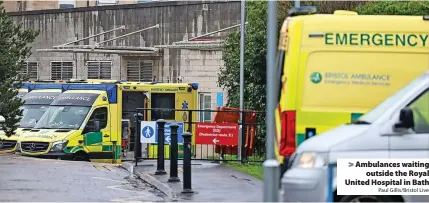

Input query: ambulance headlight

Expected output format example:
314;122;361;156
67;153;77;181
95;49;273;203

293;152;328;169
51;140;68;152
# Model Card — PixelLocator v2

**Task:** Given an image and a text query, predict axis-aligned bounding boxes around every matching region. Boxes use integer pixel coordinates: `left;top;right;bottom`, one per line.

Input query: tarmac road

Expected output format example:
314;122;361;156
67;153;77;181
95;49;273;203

0;154;165;202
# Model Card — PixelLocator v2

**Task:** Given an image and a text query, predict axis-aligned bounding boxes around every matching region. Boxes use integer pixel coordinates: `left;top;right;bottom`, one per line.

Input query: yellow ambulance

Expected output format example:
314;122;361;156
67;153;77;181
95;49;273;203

19;81;198;163
0;83;61;153
275;7;429;170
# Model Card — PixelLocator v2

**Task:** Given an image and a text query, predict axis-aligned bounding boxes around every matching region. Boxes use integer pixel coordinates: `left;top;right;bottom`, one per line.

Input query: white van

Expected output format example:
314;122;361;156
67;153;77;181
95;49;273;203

282;71;429;202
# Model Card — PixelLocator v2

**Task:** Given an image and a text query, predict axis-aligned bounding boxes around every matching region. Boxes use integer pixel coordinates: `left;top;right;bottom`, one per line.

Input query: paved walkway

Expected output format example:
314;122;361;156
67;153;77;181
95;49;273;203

133;160;263;202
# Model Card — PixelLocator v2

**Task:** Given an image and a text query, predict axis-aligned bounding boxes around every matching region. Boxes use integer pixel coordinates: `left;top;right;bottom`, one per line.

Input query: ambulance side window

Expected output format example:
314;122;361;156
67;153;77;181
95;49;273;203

84;107;108;132
408;89;429;133
151;93;175;120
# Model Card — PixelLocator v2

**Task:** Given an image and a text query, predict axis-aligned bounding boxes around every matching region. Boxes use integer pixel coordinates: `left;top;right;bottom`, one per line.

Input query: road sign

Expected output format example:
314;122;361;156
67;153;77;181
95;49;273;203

195;122;239;145
141;121;156;143
154;122;185;144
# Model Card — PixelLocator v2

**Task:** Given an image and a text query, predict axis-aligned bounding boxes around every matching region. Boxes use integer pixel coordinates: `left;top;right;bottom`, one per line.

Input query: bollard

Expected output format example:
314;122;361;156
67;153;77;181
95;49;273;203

155;119;167;175
134;113;142;166
168;124;180;182
181;132;194;193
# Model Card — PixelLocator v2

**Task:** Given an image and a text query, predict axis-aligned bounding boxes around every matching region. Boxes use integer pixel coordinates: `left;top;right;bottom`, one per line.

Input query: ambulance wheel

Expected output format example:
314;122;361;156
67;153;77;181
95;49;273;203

339;195;399;202
73;151;89;162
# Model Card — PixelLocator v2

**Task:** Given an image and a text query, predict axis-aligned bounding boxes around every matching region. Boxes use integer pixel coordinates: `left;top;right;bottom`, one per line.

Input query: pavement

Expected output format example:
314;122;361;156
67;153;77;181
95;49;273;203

122;159;263;202
0;154;166;202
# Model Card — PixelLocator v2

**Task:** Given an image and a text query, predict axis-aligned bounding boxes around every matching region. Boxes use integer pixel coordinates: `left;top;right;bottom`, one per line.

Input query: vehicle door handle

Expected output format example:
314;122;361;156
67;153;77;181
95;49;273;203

103;134;110;137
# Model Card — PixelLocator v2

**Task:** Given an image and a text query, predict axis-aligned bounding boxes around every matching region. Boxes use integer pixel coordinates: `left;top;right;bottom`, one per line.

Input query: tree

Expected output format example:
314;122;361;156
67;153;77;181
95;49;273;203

0;0;39;137
219;1;368;153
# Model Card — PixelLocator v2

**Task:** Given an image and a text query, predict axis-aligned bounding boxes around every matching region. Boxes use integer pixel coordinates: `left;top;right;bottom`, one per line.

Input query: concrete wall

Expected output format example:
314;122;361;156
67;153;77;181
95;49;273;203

8;1;239;115
2;0;156;12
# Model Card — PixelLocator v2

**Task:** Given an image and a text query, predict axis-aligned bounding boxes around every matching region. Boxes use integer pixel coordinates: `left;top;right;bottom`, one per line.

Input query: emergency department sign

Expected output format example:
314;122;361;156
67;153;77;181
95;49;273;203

141;121;156;143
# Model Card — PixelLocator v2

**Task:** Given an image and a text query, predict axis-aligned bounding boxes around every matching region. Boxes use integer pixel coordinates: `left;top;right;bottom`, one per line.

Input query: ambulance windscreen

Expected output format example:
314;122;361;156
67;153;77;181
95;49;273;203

33;106;90;130
19;105;49;128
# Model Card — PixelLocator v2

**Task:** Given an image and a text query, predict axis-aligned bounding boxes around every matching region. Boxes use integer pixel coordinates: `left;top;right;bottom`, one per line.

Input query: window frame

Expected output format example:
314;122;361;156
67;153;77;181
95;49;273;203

20;61;39;80
126;59;153;82
50;61;74;80
86;60;112;79
199;93;212;122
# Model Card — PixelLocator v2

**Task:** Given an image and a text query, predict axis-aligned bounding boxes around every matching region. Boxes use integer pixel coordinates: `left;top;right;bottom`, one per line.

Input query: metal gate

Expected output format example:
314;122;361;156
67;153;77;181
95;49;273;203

133;108;266;163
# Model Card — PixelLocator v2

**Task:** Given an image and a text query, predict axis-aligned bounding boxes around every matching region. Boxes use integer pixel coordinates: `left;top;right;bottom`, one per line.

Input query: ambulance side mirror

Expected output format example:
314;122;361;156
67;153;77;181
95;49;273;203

393;107;414;132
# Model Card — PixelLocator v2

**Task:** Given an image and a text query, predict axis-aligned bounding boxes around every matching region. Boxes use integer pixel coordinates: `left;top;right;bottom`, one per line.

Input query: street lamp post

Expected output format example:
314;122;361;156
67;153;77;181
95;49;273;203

263;0;280;202
238;0;246;162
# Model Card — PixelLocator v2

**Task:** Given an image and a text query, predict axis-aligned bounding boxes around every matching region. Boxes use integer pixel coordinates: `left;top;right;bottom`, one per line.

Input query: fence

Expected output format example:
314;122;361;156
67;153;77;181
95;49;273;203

131;107;266;163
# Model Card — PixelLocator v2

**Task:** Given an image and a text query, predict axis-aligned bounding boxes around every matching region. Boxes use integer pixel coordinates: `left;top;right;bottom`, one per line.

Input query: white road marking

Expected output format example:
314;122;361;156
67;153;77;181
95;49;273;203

110;195;149;202
107;185;141;193
92;177;128;183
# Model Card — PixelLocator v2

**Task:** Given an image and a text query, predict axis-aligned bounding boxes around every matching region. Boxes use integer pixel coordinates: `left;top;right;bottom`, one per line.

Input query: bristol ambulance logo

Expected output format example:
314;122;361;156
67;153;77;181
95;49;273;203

310;72;322;84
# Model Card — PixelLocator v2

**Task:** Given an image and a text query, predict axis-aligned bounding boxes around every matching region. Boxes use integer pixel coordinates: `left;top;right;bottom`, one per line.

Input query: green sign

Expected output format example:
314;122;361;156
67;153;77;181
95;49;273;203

325;33;429;47
310;72;323;84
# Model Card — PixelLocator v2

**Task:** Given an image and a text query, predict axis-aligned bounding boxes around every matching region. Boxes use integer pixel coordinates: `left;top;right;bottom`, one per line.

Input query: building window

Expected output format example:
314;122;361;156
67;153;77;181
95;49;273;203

137;0;153;3
50;61;73;80
199;93;211;122
96;0;118;6
59;0;75;8
20;61;38;80
126;59;153;82
86;61;112;79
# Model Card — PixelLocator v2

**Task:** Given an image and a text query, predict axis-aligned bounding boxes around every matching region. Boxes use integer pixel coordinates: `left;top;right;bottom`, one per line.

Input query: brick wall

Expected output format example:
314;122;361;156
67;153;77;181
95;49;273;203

179;49;227;110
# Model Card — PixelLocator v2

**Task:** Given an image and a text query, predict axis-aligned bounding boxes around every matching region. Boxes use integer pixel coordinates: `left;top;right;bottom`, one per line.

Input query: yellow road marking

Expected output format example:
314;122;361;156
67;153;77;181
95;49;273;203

103;165;115;171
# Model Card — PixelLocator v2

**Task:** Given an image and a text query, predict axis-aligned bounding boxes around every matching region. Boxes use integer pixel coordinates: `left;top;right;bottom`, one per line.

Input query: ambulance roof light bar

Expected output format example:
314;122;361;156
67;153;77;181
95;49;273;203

288;6;317;17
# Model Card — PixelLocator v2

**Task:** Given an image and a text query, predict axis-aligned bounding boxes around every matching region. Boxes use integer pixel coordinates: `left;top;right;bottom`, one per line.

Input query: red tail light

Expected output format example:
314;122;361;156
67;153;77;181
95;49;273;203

280;110;296;157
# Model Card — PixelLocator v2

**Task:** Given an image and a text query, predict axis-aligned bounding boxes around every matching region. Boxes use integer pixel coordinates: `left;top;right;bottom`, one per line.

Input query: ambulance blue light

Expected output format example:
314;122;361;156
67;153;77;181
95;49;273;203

21;83;29;89
190;83;199;90
61;84;117;103
28;84;62;92
11;82;29;89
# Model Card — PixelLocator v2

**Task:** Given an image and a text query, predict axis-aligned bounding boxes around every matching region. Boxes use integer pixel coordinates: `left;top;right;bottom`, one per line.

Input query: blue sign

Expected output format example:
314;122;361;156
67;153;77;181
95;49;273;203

155;122;184;144
216;92;224;107
141;121;157;143
142;126;155;138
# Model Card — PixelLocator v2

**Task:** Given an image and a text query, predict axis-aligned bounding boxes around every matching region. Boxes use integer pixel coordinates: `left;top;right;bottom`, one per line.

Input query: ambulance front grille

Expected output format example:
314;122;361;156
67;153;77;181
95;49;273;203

21;142;49;152
0;140;17;151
